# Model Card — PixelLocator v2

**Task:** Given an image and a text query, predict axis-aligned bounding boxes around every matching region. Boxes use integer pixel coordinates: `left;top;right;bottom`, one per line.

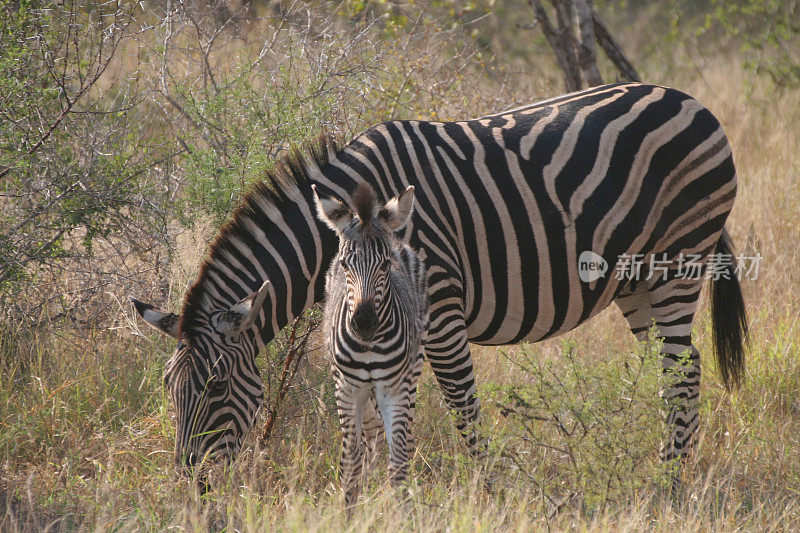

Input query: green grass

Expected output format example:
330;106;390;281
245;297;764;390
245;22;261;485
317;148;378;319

2;2;800;530
1;299;799;530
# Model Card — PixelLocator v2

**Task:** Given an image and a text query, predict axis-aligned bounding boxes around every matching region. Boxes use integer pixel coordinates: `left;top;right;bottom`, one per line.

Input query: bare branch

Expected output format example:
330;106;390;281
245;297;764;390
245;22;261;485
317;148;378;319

593;13;641;82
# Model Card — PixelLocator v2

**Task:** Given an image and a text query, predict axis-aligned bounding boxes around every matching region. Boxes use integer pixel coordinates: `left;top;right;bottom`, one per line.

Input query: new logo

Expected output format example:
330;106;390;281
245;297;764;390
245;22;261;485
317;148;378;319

578;251;608;283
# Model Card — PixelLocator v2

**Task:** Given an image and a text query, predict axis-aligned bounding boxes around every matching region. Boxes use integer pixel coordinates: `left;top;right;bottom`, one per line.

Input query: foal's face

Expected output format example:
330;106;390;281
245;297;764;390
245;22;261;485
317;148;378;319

312;182;416;342
337;224;395;340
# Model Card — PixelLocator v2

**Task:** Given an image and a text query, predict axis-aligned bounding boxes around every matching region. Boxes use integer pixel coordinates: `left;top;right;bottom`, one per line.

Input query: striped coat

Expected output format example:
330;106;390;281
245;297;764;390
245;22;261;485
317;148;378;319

132;83;746;480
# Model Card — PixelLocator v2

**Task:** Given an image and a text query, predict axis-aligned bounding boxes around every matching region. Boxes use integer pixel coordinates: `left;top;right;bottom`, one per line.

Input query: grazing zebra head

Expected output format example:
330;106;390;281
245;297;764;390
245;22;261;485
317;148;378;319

130;280;271;471
312;183;416;342
128;142;343;479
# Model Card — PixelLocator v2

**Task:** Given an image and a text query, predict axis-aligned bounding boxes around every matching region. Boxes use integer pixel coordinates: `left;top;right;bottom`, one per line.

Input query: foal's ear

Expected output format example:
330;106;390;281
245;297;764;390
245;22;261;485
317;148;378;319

312;185;352;234
130;297;181;339
378;186;415;231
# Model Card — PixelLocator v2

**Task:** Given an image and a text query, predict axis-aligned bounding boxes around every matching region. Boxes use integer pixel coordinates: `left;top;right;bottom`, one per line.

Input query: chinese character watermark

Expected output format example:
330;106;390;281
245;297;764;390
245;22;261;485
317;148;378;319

579;251;763;282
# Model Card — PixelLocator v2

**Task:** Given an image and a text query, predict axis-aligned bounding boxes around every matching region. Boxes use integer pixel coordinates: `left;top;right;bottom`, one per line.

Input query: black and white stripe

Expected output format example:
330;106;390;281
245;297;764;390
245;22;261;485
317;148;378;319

133;82;746;477
314;183;428;506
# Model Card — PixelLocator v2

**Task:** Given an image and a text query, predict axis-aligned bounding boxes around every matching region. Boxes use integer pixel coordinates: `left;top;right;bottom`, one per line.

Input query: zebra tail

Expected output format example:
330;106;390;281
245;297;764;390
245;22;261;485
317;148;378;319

709;227;749;390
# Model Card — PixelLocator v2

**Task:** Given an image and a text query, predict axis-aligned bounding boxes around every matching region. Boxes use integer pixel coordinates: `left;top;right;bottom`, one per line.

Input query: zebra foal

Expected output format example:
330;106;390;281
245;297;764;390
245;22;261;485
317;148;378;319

313;182;428;506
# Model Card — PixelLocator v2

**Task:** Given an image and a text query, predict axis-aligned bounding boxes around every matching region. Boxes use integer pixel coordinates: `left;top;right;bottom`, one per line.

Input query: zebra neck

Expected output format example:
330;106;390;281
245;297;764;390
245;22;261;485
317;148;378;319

247;176;397;346
250;185;339;347
180;159;342;350
180;135;402;351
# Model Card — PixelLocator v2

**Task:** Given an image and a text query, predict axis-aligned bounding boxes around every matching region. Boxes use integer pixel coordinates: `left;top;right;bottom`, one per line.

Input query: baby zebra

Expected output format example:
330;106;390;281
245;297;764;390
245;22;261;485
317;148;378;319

313;183;428;507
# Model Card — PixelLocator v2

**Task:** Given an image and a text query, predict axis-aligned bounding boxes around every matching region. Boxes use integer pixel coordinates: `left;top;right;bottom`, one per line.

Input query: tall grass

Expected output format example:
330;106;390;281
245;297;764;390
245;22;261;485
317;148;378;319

2;300;799;530
2;2;799;531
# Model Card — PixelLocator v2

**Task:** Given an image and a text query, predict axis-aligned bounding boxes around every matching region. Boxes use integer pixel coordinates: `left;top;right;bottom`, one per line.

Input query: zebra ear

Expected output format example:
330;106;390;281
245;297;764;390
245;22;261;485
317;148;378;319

312;184;352;234
378;185;415;231
217;280;271;337
130;297;180;339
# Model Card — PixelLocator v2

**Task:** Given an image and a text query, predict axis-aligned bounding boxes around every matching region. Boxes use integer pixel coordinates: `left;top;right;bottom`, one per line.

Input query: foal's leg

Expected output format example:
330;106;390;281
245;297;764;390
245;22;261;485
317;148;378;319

362;397;385;474
375;354;424;490
334;370;370;507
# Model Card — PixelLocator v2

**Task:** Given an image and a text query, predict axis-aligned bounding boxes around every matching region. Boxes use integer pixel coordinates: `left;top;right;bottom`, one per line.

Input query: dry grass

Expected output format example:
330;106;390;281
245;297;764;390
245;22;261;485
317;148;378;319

2;6;800;531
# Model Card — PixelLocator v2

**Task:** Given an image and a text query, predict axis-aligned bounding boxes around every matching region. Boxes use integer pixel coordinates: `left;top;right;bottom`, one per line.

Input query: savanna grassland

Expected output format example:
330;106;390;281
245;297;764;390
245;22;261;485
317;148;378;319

1;1;799;531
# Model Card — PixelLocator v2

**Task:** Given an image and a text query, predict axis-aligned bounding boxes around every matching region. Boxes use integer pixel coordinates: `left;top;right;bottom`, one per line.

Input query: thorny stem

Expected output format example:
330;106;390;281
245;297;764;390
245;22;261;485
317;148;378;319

259;315;318;446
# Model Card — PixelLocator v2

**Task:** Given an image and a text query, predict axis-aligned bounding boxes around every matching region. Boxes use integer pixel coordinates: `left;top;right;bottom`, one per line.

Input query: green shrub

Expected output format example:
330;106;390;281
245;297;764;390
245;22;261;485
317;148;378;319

491;335;672;509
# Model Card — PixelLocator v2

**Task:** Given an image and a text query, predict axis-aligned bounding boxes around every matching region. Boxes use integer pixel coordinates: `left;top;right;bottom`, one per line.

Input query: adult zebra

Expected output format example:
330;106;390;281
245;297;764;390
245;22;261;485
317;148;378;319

132;82;746;474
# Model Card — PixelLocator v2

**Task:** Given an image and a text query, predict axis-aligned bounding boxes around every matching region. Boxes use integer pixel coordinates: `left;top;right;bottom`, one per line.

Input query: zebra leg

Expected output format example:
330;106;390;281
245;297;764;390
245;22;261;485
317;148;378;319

615;276;703;466
406;348;425;457
647;275;703;464
334;373;370;507
614;281;653;344
425;320;487;457
361;397;384;475
374;357;423;490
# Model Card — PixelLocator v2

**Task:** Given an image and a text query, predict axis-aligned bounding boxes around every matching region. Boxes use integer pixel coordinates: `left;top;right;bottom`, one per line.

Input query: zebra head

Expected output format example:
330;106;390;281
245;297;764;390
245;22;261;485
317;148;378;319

312;183;415;342
130;280;270;473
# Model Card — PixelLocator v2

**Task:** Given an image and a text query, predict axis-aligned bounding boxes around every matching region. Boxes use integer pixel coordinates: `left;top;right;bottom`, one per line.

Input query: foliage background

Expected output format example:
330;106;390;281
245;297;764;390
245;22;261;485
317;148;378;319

0;0;798;530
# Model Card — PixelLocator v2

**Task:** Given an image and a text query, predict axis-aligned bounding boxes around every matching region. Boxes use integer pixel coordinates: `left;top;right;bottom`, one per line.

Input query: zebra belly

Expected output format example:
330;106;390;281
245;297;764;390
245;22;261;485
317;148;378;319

465;270;625;346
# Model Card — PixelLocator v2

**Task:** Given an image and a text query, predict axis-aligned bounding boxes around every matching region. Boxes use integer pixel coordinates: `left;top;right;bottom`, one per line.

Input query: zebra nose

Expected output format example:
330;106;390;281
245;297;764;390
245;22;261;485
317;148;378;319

351;301;378;339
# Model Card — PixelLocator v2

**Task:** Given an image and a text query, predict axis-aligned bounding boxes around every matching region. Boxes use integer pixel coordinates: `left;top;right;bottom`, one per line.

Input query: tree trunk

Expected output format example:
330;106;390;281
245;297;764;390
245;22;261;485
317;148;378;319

529;0;582;92
551;0;583;89
526;0;641;90
572;0;604;86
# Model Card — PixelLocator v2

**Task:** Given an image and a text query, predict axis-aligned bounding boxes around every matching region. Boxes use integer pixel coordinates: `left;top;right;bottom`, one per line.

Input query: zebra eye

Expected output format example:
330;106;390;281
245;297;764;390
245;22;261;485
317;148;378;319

339;259;349;271
380;258;391;272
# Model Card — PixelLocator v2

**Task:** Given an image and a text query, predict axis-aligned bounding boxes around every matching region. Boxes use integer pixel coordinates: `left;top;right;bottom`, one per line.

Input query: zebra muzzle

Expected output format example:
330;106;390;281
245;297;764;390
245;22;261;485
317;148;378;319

351;301;379;340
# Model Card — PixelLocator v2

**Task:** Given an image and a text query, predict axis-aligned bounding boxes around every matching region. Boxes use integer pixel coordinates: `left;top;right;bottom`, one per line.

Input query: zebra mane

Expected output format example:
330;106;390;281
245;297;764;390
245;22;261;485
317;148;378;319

179;134;341;340
352;182;378;225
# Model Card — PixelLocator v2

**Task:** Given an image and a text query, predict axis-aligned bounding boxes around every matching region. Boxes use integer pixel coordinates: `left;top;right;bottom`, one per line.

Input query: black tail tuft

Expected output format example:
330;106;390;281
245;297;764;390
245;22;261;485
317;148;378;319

710;228;749;390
